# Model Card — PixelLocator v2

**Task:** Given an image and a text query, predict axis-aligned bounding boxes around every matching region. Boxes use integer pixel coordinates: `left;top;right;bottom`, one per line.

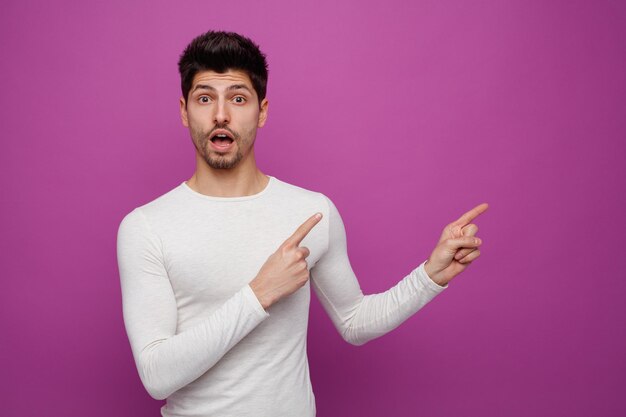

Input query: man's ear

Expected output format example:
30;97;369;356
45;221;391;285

258;98;269;128
180;96;189;127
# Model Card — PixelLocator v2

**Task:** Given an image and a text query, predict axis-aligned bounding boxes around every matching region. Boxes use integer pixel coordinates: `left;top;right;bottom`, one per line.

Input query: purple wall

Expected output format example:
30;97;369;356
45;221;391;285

2;0;625;416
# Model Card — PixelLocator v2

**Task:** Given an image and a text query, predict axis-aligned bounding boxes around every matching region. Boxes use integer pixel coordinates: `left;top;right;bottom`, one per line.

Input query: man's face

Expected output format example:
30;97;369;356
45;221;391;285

180;69;268;170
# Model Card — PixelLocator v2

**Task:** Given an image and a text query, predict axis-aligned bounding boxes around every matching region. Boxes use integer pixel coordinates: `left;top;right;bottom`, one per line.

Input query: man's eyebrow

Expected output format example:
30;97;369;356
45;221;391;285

191;84;253;94
191;84;215;93
226;84;252;93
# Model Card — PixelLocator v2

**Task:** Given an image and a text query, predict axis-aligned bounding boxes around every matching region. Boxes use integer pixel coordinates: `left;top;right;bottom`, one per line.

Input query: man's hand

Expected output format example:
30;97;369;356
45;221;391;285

424;203;489;287
250;213;323;309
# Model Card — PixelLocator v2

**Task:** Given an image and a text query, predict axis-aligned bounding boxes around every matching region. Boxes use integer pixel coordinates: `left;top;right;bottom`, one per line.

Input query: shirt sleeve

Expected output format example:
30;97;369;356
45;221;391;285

116;208;269;400
309;196;447;346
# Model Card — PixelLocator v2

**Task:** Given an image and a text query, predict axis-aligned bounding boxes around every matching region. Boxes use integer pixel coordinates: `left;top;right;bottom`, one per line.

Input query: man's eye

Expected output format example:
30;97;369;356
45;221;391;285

233;96;246;104
199;96;210;103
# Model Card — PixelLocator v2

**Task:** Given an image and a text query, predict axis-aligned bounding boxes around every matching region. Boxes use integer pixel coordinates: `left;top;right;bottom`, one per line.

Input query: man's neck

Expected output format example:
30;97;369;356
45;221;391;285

186;162;269;198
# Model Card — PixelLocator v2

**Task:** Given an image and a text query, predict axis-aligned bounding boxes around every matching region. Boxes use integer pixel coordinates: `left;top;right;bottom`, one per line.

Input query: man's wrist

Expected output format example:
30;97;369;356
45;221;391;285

423;260;446;287
249;281;271;310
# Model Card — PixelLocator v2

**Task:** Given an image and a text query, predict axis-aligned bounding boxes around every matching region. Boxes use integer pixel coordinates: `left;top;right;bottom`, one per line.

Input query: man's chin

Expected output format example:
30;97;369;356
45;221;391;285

204;154;241;170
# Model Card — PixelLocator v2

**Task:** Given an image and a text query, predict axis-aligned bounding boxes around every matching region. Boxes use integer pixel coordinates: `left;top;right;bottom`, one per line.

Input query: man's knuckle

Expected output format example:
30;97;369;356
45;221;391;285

463;224;477;236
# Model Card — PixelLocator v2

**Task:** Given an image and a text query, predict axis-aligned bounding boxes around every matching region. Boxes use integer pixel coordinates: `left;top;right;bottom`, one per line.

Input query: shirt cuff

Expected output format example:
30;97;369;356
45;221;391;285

243;284;271;318
417;260;448;291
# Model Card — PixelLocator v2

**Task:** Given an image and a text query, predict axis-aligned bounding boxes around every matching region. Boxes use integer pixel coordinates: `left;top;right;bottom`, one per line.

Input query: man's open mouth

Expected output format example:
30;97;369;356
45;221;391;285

211;135;233;145
210;130;235;146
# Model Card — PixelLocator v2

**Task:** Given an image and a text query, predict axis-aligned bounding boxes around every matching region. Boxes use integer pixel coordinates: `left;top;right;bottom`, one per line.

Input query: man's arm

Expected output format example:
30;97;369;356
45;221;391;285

310;196;484;346
117;209;269;400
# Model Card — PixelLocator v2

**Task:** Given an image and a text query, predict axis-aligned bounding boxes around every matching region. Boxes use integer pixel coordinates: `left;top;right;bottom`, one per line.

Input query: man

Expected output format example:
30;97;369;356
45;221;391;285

117;30;487;417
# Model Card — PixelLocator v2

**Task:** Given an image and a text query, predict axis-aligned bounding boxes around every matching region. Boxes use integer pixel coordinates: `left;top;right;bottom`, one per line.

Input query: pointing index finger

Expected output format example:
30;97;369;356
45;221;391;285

284;213;323;247
452;203;489;227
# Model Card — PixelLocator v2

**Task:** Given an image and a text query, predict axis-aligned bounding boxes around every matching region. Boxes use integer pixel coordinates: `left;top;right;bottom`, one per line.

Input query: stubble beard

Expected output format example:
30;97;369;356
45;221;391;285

191;125;249;170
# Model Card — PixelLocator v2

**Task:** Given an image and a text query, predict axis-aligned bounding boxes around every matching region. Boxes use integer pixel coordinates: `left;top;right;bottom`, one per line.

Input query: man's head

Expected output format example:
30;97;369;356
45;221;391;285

178;31;270;171
178;31;269;106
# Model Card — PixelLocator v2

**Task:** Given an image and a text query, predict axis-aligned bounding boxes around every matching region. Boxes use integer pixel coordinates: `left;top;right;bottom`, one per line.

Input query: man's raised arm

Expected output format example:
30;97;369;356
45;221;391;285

309;196;487;346
117;209;325;399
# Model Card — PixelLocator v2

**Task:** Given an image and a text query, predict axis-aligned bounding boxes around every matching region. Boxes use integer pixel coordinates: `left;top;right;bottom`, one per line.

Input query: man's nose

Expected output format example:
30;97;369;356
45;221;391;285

214;99;230;124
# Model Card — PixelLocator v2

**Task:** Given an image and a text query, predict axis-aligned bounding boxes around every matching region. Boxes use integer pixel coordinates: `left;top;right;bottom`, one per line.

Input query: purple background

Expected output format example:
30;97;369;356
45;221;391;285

2;0;625;416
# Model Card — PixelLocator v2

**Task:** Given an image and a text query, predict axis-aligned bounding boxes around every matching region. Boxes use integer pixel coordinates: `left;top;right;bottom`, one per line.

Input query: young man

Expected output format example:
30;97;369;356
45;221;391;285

117;31;487;416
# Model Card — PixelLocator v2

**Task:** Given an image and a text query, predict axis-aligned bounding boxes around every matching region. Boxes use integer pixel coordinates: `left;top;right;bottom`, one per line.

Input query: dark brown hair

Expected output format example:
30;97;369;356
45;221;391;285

178;31;269;104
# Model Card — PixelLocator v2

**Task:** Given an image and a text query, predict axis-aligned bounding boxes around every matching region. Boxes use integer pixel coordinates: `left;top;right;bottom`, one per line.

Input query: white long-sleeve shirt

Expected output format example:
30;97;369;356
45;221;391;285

117;175;447;417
